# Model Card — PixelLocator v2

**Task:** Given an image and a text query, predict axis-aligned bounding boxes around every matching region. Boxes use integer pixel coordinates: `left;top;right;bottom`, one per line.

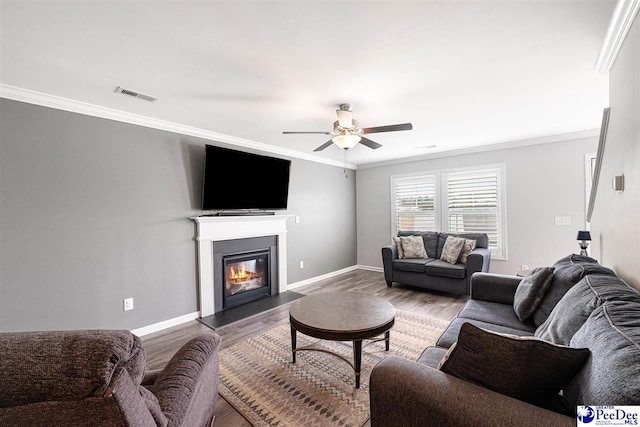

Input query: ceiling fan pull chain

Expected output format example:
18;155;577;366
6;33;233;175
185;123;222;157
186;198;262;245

344;150;348;179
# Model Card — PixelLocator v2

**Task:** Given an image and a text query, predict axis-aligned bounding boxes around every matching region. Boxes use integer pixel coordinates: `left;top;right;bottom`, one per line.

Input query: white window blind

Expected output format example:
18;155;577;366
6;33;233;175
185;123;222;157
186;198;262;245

391;165;507;259
392;174;437;233
444;168;503;256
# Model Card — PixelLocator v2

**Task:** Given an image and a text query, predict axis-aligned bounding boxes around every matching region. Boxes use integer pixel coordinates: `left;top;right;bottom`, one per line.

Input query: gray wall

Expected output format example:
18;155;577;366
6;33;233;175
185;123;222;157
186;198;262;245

286;161;357;283
590;17;640;289
356;137;598;275
0;98;356;332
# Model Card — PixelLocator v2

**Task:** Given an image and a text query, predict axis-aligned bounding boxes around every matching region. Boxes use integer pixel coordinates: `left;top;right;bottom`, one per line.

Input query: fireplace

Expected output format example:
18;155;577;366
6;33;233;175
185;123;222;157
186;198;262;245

213;235;278;312
192;215;289;317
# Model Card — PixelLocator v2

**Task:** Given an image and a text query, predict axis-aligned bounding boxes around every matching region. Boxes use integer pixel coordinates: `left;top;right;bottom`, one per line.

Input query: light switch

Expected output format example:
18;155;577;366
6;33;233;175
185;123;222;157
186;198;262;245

554;216;572;226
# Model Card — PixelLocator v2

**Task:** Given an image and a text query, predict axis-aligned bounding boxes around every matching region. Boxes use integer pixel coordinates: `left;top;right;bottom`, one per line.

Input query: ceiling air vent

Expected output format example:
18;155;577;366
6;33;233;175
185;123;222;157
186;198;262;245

114;86;158;103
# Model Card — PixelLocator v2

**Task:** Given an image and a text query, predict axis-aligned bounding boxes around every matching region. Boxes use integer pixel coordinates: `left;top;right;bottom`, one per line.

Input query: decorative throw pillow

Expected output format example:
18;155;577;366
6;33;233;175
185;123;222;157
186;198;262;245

532;255;616;326
399;235;428;258
440;236;466;264
458;239;477;265
392;236;405;259
438;323;590;406
513;267;555;321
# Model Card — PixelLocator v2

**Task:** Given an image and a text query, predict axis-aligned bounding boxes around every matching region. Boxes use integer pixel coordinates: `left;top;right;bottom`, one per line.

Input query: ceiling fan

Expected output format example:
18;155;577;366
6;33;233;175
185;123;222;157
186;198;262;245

283;103;413;152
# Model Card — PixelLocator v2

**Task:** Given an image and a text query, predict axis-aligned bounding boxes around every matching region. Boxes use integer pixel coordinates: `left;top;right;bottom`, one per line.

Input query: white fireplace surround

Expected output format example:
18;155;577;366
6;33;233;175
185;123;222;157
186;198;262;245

191;215;290;317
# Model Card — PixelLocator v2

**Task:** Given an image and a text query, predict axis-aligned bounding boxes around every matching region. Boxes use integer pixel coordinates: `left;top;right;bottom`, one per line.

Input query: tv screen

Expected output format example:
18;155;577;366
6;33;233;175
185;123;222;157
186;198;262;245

201;145;291;211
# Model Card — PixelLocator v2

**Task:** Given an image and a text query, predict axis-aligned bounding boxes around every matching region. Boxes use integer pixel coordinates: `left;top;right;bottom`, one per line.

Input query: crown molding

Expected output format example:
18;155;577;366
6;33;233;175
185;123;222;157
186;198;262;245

0;83;601;172
357;129;601;170
595;0;640;74
0;84;356;170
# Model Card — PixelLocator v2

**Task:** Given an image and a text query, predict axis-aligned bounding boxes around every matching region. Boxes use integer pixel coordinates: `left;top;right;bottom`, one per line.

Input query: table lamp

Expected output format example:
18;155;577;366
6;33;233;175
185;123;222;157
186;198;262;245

577;231;591;256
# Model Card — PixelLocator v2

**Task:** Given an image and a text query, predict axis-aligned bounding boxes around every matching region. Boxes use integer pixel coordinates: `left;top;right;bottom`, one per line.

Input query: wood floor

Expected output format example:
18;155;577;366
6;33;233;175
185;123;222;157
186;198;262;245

141;269;468;427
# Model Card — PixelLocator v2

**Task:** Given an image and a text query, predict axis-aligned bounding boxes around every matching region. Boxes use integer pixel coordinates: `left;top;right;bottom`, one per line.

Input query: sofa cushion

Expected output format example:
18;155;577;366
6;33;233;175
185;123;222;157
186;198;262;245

139;383;168;426
513;267;555;321
399;236;428;258
398;231;439;259
393;258;431;273
436;232;489;258
416;346;449;368
440;236;466;264
392;236;405;258
436;317;534;348
438;323;590;407
535;274;640;345
458;300;536;332
458;239;477;265
424;259;466;279
564;301;640;410
532;255;616;326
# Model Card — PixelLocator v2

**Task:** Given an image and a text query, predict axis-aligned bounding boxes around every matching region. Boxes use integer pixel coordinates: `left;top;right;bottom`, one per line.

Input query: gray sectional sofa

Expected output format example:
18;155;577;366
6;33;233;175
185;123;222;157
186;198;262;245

370;254;640;426
382;231;491;295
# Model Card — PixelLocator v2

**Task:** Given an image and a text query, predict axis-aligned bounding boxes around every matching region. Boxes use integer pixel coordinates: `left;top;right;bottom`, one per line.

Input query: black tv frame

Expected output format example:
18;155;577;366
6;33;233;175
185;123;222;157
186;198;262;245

201;145;291;213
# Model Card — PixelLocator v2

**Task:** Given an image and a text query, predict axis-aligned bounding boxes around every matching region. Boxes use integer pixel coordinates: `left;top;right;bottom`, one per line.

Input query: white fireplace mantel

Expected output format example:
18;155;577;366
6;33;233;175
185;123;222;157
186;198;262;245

191;215;290;317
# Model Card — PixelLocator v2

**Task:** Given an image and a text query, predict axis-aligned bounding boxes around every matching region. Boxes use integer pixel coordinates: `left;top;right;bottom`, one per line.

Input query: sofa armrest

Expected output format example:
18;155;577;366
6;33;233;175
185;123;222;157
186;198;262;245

151;333;222;427
370;356;574;427
381;244;398;283
470;272;523;304
466;247;491;275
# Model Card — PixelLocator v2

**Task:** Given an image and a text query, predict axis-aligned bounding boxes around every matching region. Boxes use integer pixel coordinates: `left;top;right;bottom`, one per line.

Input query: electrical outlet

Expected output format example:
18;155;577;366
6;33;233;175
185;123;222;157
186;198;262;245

295;215;301;223
554;216;572;226
299;261;304;269
521;265;529;271
123;298;134;311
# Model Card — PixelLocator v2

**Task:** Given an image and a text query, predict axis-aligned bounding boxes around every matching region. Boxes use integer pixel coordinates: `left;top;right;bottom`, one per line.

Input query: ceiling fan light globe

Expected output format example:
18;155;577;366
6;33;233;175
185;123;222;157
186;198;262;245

332;134;361;149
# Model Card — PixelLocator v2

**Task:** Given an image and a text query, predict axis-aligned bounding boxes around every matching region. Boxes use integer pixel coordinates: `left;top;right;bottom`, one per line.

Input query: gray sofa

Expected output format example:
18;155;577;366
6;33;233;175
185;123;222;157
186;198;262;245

382;231;491;295
0;329;221;427
370;254;640;426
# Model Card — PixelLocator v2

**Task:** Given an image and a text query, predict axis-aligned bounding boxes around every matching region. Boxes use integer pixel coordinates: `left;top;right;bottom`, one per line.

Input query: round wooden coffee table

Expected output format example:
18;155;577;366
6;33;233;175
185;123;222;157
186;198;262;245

289;292;396;388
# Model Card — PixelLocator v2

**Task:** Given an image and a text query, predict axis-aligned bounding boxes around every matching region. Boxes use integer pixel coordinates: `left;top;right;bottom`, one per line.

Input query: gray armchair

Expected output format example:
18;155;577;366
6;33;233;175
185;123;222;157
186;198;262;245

0;329;221;427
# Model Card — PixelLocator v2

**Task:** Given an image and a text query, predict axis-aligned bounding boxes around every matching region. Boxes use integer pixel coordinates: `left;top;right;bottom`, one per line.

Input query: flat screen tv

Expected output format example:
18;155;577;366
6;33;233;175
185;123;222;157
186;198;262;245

201;145;291;211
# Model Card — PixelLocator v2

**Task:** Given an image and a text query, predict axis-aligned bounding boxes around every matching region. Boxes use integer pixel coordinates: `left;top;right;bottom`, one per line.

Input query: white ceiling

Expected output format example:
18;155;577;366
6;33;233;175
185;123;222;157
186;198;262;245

0;0;615;167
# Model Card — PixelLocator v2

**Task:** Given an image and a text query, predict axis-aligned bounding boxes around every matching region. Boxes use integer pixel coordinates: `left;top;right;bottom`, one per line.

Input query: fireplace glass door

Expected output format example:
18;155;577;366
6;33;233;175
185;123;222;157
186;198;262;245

222;250;270;308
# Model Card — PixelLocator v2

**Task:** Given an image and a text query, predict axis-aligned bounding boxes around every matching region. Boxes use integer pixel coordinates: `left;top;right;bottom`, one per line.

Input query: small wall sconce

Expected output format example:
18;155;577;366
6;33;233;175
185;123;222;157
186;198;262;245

613;174;624;192
577;231;591;256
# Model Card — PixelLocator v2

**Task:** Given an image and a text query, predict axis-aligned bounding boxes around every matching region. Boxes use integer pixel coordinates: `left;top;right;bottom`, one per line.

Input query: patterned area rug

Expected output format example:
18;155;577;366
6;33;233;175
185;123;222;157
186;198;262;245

218;309;450;427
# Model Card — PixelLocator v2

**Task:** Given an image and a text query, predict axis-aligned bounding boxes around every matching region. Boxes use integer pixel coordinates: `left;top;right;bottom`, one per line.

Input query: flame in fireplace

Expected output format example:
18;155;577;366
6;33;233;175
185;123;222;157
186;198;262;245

227;263;262;285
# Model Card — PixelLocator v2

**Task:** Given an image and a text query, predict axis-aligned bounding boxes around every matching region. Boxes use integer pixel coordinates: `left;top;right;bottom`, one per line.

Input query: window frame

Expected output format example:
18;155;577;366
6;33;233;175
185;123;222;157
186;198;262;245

390;164;507;260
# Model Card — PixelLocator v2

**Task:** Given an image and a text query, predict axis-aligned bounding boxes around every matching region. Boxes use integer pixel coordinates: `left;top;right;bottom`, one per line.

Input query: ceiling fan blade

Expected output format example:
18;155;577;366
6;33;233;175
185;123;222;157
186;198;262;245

359;137;383;150
283;131;331;135
361;123;413;134
313;140;335;152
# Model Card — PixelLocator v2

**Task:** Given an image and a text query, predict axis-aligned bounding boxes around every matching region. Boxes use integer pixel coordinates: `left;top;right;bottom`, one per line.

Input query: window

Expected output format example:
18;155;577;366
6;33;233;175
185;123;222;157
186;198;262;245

392;174;437;232
391;165;507;259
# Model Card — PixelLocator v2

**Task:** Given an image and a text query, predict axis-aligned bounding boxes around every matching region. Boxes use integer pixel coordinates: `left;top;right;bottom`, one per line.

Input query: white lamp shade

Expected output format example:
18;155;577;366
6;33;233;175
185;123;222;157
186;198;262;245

332;134;361;149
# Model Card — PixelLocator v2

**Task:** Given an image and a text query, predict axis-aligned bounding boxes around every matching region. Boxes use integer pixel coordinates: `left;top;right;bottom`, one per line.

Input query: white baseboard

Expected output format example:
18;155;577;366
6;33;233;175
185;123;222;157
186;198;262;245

356;264;384;273
287;265;359;289
131;311;200;337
